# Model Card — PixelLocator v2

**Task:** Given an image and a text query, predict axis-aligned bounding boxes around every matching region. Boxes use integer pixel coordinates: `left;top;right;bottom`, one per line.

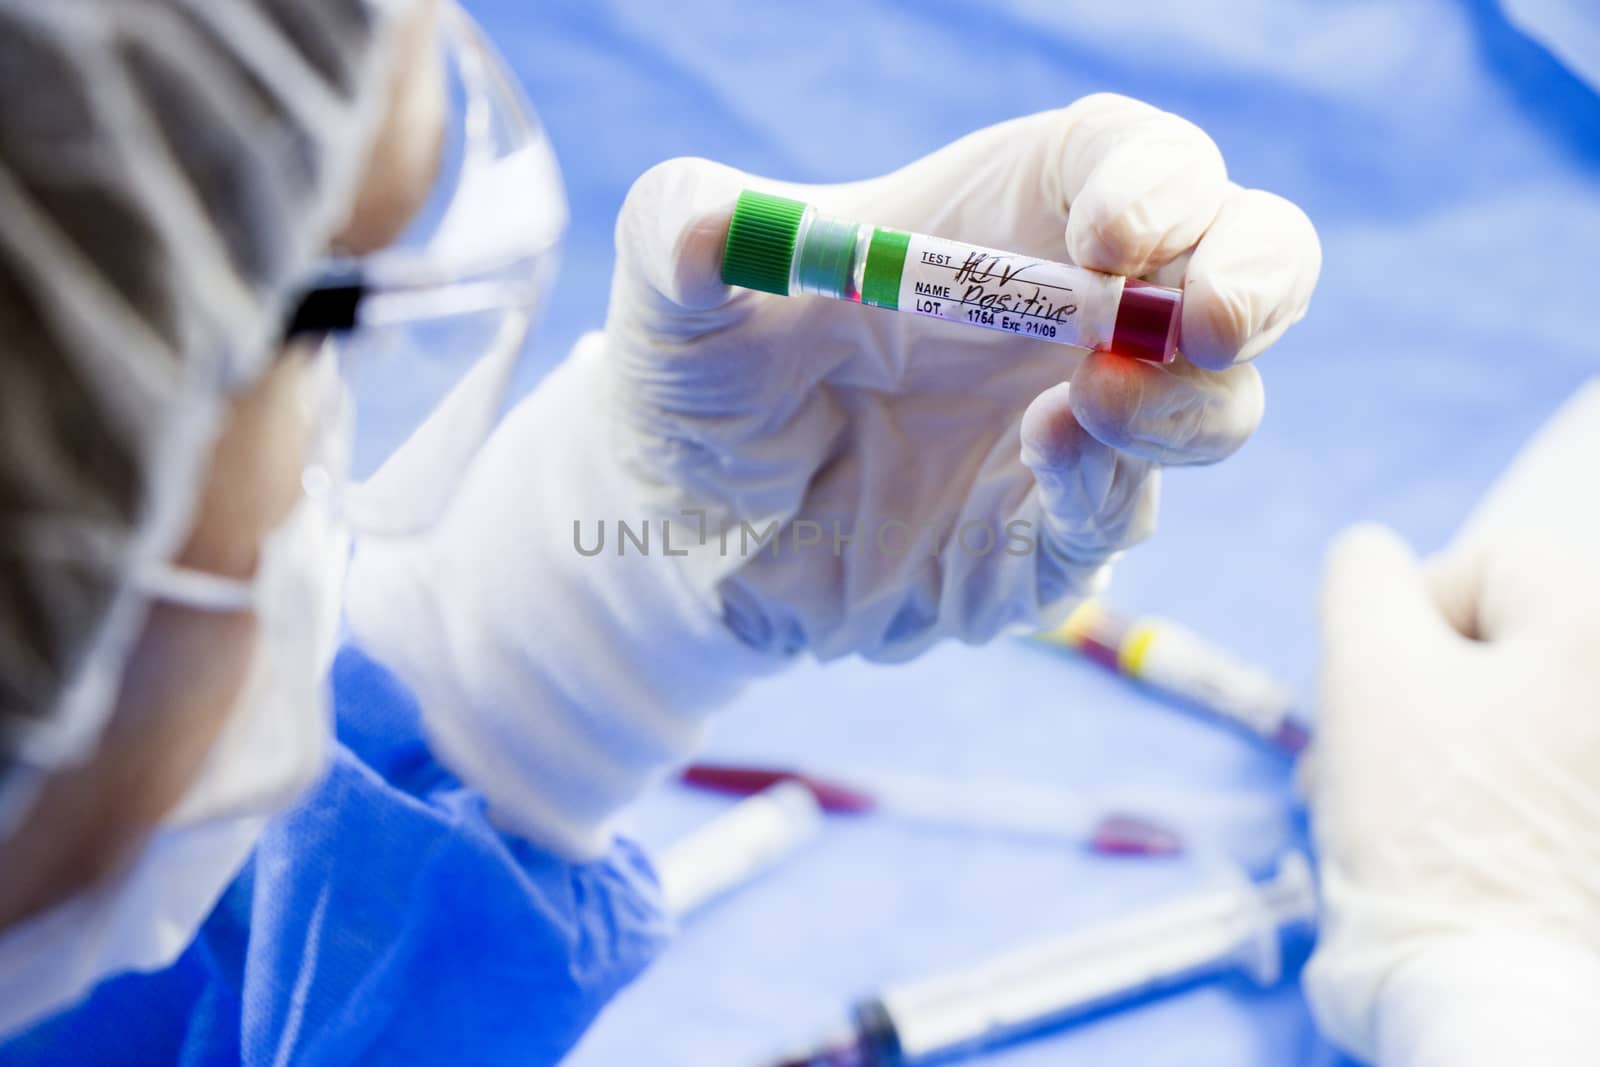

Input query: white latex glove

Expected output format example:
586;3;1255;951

1304;381;1600;1066
606;93;1320;660
348;94;1320;858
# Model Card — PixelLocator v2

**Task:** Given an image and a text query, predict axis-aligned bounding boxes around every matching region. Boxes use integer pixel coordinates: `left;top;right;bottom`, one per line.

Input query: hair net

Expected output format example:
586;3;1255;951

0;0;415;777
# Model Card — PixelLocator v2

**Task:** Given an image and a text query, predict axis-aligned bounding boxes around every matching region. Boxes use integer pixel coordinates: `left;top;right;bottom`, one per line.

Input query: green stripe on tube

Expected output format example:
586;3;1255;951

861;227;910;309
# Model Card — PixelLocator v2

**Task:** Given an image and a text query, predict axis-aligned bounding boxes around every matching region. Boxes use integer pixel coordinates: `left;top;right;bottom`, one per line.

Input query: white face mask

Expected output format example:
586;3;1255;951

0;480;349;1038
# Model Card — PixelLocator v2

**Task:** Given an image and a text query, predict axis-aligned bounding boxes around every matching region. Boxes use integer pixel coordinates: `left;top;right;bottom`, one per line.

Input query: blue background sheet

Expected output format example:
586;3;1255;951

461;2;1600;1064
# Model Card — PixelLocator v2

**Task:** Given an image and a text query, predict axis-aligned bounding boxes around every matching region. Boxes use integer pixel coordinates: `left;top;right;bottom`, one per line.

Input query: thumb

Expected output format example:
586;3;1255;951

1321;523;1458;682
610;156;752;330
1310;523;1463;825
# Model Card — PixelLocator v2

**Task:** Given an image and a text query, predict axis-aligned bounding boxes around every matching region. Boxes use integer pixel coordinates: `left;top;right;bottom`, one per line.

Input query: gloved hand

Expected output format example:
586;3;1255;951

348;95;1320;859
604;93;1320;660
1304;381;1600;1066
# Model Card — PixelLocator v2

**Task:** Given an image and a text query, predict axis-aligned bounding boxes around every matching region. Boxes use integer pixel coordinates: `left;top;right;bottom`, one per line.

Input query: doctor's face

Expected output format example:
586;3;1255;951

0;0;448;933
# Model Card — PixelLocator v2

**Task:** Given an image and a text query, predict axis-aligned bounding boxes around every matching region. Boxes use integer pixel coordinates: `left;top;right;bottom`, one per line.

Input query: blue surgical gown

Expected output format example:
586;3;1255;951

0;646;671;1065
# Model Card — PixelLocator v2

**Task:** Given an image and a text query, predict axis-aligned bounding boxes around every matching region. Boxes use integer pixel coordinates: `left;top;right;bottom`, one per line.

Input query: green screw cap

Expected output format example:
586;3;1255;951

721;190;808;296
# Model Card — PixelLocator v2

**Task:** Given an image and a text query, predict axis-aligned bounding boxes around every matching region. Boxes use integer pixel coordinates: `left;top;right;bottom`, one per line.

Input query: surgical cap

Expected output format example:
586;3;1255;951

0;0;413;772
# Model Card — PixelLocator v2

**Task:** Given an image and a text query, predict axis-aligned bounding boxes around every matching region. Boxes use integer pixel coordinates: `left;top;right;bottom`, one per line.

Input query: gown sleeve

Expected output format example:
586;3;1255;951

0;644;672;1067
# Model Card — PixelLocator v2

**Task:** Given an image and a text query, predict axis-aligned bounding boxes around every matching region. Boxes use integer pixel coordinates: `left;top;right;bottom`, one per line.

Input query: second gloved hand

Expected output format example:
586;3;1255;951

1305;382;1600;1066
602;93;1320;662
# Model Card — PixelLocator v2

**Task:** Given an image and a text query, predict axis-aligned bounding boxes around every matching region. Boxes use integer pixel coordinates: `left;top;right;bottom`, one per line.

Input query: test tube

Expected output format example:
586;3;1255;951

680;763;1186;858
655;780;824;919
766;853;1316;1067
721;190;1183;364
1038;601;1312;754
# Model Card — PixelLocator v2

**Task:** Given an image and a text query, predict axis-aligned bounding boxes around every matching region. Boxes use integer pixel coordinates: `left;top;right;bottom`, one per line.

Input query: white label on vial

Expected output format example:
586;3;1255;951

897;233;1125;349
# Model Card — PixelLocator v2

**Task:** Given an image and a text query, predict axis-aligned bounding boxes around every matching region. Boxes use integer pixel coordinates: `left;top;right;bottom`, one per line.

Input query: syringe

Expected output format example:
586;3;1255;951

721;191;1183;364
764;853;1316;1067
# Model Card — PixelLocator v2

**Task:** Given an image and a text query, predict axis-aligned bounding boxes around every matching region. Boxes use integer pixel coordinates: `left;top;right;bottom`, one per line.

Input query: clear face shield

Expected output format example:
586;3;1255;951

290;2;568;537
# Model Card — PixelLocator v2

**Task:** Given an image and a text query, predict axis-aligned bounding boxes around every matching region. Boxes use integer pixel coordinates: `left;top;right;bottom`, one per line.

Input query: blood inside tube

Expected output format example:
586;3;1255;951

1111;281;1183;363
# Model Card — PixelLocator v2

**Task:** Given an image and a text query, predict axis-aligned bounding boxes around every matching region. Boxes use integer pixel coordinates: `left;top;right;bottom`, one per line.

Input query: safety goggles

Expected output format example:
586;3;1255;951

284;2;566;537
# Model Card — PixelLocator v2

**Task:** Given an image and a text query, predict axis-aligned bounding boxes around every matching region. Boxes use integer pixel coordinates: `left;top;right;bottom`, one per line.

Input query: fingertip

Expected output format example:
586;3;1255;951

1019;381;1092;471
1061;115;1228;277
1178;267;1255;371
1019;381;1136;512
1326;521;1413;578
1180;188;1321;369
1071;353;1263;465
1321;522;1443;643
1020;378;1162;577
1061;353;1147;453
1322;522;1405;633
617;157;748;311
